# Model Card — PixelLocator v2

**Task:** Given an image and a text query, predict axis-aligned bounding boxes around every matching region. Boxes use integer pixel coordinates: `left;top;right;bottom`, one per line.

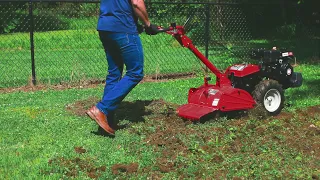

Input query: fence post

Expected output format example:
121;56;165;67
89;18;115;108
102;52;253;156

318;37;320;59
205;5;210;59
29;0;36;86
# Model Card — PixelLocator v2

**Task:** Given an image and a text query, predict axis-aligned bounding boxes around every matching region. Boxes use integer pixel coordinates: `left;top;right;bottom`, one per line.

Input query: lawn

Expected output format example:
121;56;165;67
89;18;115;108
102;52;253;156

0;63;319;179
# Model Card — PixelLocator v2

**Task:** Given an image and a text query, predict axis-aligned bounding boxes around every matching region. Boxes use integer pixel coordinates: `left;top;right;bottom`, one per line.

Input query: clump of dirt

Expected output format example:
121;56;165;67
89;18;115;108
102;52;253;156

111;163;139;175
42;146;107;179
44;157;106;179
66;97;99;116
211;154;224;164
157;158;174;173
229;138;243;153
247;104;269;120
74;146;87;154
306;125;320;137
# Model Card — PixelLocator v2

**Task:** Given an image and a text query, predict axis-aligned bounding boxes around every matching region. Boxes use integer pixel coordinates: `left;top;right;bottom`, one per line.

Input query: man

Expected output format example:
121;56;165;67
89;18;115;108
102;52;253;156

86;0;159;135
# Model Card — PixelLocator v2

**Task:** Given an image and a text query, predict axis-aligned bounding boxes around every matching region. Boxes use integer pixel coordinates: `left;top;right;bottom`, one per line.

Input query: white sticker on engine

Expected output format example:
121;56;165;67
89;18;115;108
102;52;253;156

212;99;220;106
230;65;246;71
282;52;289;57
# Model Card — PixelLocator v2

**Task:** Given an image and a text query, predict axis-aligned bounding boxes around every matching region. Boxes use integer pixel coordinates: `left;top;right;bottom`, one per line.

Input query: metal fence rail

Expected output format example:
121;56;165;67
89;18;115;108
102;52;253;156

0;1;319;88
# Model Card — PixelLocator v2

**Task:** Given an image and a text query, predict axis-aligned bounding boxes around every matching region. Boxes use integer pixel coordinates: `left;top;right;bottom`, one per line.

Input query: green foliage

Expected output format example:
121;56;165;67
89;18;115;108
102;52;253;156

0;2;26;33
0;2;98;34
275;24;297;38
38;2;99;18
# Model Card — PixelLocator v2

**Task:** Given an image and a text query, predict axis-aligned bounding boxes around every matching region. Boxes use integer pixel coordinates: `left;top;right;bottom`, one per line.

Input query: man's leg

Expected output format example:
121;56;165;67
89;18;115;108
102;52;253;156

99;31;124;97
96;33;144;115
103;53;123;97
86;31;126;135
98;31;125;128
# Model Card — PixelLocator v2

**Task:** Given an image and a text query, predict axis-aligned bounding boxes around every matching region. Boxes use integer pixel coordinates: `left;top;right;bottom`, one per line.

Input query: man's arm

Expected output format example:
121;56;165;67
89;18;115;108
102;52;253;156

131;0;151;27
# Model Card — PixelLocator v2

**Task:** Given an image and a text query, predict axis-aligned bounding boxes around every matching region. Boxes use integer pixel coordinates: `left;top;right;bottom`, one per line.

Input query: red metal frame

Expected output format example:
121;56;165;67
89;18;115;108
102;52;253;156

165;25;256;120
167;26;231;86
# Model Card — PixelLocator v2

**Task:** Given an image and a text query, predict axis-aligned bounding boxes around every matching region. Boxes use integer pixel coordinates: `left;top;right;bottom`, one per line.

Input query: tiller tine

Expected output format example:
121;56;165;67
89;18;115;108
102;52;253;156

177;104;218;121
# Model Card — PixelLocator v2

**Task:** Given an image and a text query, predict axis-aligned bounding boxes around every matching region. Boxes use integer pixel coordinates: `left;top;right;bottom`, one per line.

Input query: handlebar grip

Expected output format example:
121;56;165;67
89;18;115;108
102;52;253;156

157;27;172;33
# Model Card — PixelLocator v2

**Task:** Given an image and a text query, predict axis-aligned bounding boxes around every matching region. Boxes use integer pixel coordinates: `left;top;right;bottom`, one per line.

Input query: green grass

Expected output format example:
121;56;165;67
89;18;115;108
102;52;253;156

0;30;206;87
0;63;319;179
6;28;316;88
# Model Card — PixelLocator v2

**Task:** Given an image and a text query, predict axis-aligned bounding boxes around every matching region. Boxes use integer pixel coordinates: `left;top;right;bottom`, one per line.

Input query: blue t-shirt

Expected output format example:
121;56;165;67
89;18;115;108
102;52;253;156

97;0;138;34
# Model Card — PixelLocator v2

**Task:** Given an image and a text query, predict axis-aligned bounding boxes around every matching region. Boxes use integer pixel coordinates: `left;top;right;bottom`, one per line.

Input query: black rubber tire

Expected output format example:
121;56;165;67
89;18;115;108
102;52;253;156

252;79;285;116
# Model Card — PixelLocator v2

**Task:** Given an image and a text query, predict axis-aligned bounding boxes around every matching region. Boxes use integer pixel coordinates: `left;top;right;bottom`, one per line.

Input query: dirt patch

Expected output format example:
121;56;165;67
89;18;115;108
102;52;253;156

306;125;320;137
245;105;320;160
66;98;192;175
275;111;295;120
66;97;99;116
0;80;103;94
65;97;166;124
65;95;320;177
42;146;106;179
140;100;192;173
156;158;174;173
74;146;87;154
281;105;320;157
211;154;224;164
44;157;106;179
304;105;320;118
229;138;243;153
111;163;139;175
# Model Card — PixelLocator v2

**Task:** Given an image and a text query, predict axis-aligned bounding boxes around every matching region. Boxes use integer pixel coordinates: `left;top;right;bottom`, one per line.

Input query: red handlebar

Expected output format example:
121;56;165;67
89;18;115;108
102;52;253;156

157;27;173;33
159;23;225;80
156;23;185;35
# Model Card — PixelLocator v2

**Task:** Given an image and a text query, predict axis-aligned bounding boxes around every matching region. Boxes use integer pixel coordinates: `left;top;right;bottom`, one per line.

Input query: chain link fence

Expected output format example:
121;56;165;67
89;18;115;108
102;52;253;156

0;0;319;88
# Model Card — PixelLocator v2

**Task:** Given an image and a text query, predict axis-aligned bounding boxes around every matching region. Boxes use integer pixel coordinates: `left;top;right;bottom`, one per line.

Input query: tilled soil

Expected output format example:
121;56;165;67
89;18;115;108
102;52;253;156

54;98;320;179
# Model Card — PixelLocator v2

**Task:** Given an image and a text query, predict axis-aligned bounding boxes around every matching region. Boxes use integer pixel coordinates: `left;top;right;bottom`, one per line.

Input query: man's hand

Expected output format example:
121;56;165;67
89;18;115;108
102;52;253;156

145;24;159;35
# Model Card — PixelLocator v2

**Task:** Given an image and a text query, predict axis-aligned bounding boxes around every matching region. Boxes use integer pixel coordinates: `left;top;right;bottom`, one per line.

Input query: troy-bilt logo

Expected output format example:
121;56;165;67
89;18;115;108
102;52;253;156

282;52;293;57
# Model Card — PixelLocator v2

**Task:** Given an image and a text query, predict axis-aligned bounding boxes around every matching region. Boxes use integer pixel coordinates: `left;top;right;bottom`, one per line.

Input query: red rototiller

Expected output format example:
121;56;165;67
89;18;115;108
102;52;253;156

158;23;303;121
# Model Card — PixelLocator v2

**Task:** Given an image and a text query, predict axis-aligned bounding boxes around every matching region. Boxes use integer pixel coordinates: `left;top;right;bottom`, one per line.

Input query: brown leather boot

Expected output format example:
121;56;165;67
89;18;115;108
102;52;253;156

86;106;115;135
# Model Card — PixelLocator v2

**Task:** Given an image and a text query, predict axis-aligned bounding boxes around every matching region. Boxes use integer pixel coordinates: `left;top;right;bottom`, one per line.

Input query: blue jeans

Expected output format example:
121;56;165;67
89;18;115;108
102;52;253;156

96;31;144;116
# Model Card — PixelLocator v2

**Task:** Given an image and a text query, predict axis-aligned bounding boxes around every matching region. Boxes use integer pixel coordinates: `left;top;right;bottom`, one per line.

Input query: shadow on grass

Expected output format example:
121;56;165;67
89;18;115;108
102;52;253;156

287;78;320;102
90;100;154;137
113;100;154;123
91;127;116;138
199;110;249;124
